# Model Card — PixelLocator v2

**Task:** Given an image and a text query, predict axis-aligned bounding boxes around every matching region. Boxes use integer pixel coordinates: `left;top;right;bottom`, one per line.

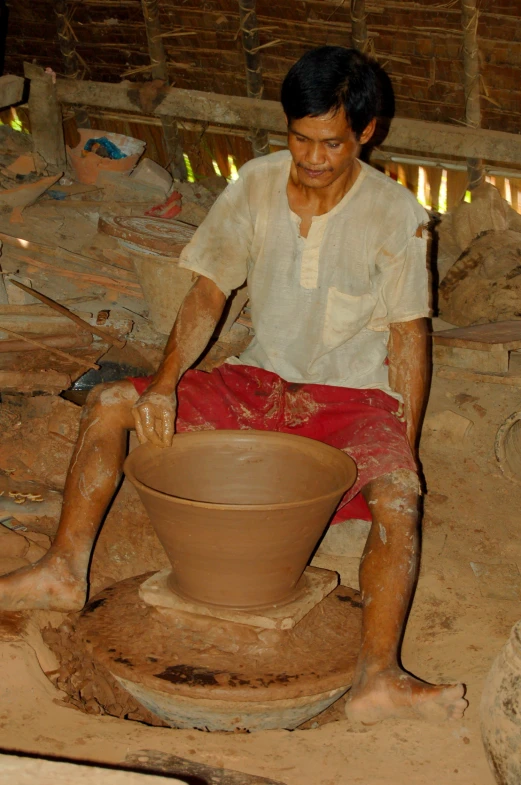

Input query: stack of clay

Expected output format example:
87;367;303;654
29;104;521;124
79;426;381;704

437;184;521;327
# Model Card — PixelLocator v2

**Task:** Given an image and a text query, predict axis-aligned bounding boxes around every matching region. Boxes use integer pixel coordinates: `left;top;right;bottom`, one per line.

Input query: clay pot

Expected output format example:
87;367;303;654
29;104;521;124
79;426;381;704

124;430;356;608
67;129;145;185
481;620;521;784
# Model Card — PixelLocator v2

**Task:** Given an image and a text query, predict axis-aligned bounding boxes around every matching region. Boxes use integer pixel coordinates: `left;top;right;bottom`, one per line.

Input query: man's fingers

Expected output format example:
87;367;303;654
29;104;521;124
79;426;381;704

161;409;174;447
132;396;176;448
132;409;147;444
137;404;163;448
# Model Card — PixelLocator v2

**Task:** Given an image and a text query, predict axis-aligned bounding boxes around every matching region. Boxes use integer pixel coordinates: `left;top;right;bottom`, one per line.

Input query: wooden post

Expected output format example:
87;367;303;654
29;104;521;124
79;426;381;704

460;0;483;190
351;0;368;52
24;62;67;174
238;0;270;158
140;0;187;179
54;0;90;129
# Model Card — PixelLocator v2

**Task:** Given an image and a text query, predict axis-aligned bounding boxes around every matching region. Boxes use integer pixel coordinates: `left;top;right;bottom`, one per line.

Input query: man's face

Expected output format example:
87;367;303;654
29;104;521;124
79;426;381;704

287;110;375;189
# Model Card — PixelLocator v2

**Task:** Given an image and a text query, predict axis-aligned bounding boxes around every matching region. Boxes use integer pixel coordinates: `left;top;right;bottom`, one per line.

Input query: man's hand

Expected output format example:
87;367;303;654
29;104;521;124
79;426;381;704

132;388;177;448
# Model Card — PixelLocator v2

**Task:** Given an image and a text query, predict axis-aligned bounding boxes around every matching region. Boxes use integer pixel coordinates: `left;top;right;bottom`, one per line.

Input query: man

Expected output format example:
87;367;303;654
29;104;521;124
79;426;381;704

0;47;467;724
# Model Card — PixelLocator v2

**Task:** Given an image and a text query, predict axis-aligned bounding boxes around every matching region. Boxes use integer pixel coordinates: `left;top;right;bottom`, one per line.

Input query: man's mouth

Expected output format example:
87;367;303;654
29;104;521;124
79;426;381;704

300;167;329;178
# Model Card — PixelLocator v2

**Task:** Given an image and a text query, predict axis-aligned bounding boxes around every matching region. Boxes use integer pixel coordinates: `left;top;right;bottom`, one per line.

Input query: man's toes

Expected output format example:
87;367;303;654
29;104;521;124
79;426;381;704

450;697;469;720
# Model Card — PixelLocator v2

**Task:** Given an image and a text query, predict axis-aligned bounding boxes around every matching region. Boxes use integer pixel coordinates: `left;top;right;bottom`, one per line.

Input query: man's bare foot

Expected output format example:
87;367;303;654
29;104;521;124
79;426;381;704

0;554;86;612
345;668;468;724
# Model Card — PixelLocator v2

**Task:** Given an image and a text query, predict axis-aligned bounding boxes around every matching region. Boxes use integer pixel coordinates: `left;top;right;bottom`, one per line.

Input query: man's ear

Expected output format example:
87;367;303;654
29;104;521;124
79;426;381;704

359;117;377;145
284;114;289;129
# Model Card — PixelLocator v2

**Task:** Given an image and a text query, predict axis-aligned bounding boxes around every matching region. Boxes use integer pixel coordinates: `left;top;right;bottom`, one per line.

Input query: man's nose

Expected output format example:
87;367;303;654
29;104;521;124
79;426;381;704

305;143;325;165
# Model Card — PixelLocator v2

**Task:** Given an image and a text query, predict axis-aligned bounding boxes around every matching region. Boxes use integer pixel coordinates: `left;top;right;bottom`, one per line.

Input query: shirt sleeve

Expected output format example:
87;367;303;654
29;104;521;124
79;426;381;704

369;217;432;331
177;175;253;298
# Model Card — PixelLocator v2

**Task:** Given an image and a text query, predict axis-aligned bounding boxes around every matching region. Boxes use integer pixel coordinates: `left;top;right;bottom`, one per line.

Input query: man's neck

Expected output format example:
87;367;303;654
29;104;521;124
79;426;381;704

288;158;362;215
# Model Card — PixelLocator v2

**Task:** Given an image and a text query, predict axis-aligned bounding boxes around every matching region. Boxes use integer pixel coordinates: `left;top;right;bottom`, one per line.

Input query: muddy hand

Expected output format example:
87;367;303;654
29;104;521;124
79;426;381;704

132;390;177;448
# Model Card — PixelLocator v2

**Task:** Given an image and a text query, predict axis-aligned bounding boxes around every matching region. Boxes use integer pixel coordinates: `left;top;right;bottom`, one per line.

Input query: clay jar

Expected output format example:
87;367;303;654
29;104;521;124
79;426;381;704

481;620;521;784
124;430;356;608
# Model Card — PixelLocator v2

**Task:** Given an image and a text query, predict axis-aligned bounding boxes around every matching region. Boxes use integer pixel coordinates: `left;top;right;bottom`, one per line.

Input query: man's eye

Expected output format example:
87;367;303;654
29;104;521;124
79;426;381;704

327;143;340;149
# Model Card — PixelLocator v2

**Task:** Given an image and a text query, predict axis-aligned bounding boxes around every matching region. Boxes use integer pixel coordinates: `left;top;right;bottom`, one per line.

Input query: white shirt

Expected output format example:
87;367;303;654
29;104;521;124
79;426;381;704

178;150;430;398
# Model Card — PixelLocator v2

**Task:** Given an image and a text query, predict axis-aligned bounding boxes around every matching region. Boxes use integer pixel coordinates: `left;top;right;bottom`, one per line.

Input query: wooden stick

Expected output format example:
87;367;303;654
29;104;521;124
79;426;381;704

351;0;369;52
140;0;187;179
7;279;127;348
0;326;99;370
460;0;483;189
238;0;270;158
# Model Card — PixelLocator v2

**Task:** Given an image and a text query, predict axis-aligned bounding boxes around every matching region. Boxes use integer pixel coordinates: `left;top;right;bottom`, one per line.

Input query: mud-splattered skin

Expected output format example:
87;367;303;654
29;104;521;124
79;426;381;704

345;318;467;724
387;316;430;459
132;276;226;447
0;275;225;612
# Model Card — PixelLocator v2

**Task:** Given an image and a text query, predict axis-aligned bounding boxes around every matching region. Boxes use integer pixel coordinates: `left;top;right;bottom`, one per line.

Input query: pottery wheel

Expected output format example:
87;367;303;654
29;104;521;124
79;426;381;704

74;573;362;704
98;216;196;255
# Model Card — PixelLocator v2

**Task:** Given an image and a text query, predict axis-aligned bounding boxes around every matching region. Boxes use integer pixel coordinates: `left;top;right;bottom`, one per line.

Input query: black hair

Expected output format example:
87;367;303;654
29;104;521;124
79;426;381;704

281;46;379;139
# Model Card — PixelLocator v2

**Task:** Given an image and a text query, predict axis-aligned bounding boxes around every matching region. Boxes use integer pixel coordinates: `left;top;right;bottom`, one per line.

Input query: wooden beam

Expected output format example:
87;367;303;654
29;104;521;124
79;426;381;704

238;0;270;157
0;74;25;110
351;1;369;52
54;78;521;166
140;0;186;180
24;63;67;172
460;0;483;189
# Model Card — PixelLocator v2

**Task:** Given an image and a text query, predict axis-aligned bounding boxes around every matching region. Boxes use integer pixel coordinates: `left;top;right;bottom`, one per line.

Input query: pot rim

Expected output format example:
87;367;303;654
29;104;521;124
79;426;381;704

124;430;357;512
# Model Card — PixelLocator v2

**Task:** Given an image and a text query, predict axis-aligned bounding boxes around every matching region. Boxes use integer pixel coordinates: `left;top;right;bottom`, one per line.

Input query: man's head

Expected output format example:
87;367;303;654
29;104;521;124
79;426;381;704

281;46;378;140
281;47;379;190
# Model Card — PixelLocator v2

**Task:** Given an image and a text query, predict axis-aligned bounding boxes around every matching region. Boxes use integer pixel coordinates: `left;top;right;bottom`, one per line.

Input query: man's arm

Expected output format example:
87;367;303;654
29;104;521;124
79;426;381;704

387;318;430;456
133;275;227;447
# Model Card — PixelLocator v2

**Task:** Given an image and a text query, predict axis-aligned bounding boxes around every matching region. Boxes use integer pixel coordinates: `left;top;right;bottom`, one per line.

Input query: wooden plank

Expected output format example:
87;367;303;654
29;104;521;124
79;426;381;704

0;332;92;353
437;365;521;387
7;280;127;348
0;370;71;394
433;320;521;348
55;78;521;165
0;313;89;339
433;345;509;373
0;232;140;286
0;74;25;109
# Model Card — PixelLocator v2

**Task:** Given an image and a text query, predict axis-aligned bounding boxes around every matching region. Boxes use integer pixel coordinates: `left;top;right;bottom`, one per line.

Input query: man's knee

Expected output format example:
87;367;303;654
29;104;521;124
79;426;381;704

83;380;137;422
363;469;420;521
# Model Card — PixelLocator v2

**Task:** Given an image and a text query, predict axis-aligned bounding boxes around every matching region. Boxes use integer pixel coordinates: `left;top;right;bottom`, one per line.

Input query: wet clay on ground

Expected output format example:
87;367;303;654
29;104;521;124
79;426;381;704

125;431;356;608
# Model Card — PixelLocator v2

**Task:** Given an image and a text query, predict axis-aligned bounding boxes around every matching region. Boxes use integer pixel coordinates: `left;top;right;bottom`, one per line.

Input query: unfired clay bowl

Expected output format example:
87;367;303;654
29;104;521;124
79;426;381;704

124;430;356;609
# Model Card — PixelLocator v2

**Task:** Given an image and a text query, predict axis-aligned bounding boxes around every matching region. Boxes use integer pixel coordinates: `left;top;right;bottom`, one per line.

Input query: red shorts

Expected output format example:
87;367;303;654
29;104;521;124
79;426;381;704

130;364;416;524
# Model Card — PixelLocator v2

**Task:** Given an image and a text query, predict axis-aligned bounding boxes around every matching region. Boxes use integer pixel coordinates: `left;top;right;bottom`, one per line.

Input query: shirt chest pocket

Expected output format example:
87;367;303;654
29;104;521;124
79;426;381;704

323;287;377;349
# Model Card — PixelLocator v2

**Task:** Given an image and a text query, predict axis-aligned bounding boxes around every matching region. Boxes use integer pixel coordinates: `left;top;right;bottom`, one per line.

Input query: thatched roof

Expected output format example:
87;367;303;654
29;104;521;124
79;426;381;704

5;0;520;134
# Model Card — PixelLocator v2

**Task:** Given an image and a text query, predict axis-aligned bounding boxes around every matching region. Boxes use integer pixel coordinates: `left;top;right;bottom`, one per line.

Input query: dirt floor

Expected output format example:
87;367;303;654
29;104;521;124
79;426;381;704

2;361;519;784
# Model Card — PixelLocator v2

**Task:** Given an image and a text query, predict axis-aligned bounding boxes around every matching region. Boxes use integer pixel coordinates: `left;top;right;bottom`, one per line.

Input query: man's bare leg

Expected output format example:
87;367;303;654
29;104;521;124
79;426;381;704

345;469;468;723
0;380;138;612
